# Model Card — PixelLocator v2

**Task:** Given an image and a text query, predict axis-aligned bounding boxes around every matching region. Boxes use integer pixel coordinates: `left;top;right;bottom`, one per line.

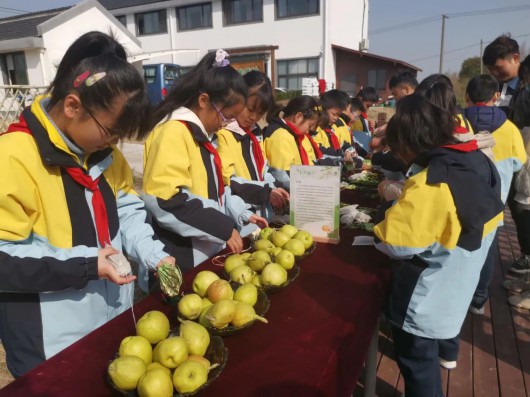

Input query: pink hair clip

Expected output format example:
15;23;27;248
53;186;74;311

73;71;90;88
213;49;230;67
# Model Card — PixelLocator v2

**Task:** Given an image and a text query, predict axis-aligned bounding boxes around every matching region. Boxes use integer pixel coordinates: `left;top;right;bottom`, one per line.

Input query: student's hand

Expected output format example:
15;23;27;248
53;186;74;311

369;136;382;151
269;188;290;209
248;214;269;229
97;247;137;285
368;119;376;131
343;150;354;162
227;229;244;253
156;256;176;268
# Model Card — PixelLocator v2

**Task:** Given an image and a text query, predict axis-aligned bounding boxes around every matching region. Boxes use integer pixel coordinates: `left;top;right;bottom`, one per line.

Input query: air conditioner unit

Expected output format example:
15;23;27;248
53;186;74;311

359;39;369;52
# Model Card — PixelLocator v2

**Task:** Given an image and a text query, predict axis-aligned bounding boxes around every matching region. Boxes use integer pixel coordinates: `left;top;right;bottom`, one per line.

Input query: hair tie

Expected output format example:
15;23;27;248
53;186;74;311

213;49;230;67
313;105;322;112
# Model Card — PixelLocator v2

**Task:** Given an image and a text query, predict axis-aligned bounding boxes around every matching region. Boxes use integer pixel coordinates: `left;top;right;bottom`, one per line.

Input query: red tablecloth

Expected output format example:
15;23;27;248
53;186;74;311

0;192;389;397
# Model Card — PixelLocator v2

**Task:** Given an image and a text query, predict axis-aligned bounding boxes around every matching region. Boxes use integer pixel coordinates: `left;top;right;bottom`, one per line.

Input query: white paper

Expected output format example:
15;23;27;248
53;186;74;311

352;236;375;246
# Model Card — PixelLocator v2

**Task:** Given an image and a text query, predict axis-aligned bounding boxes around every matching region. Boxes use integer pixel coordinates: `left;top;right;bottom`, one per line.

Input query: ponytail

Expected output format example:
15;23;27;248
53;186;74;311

47;31;150;140
152;50;247;128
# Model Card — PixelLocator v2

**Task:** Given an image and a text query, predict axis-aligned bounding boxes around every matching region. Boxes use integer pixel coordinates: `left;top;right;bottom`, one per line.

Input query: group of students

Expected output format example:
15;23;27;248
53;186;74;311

0;31;378;378
1;28;529;397
371;34;530;397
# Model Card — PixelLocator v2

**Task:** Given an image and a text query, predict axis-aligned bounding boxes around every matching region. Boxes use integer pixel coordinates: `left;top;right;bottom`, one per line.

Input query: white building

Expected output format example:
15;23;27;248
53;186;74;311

0;0;142;87
98;0;370;90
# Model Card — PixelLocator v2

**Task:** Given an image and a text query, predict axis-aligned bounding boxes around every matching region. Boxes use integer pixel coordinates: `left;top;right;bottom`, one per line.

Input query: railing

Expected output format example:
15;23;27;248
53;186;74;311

0;86;48;132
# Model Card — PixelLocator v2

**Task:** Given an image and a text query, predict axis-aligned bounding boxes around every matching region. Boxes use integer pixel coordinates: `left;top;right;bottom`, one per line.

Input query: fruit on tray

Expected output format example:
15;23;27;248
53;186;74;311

136;311;170;344
292;230;314;250
283;239;305;257
233;283;258;306
261;263;288;286
110;311;225;396
279;224;299;238
178;293;203;320
192;271;220;297
206;279;234;303
231;301;268;327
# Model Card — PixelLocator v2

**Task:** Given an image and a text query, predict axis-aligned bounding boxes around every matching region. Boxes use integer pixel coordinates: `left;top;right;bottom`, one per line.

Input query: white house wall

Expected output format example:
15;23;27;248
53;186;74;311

40;7;143;85
25;50;46;86
109;0;365;86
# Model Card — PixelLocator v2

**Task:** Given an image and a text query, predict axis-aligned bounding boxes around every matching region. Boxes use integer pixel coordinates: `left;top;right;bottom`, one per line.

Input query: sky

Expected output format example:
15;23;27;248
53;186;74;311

1;0;529;79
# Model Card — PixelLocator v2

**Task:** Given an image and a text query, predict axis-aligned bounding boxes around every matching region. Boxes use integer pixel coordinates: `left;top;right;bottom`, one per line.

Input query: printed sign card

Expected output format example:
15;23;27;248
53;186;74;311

289;165;340;244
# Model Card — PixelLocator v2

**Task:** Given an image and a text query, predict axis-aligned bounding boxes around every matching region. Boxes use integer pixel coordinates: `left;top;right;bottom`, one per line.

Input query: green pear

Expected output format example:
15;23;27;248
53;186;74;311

269;231;290;248
275;249;295;270
202;297;213;309
251;274;262;288
136;311;170;344
172;360;208;393
153;337;188;369
230;265;255;284
232;301;268;327
233;283;258;306
192;271;220;297
224;254;246;274
259;227;275;240
240;252;251;261
283;238;306;256
198;307;211;328
271;246;282;257
137;367;173;397
206;279;233;303
246;257;266;272
251;250;272;263
293;230;314;249
253;239;275;253
178;293;203;320
261;263;288;286
118;335;153;365
146;362;171;376
206;299;236;329
108;355;146;391
280;224;299;238
179;320;210;356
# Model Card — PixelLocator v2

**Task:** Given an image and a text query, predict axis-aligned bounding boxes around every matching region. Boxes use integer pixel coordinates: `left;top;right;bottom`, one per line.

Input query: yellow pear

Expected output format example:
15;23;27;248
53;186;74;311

136;311;170;344
153;336;188;369
232;301;268;327
233;283;258;306
179;320;210;356
178;293;203;320
137;368;173;397
205;299;236;329
108;355;146;391
118;335;153;365
172;360;208;393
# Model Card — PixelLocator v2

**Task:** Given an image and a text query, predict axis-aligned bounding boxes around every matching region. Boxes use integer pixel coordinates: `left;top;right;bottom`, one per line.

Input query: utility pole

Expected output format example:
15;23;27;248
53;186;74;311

439;14;448;73
480;39;484;74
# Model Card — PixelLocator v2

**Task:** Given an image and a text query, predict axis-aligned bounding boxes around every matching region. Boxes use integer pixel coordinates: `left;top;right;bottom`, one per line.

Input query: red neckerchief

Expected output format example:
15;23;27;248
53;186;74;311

474;102;489;106
360;112;373;132
285;121;310;165
179;121;225;205
441;140;478;152
306;134;323;159
5;113;111;247
242;125;264;181
63;168;111;247
453;117;470;135
324;128;341;150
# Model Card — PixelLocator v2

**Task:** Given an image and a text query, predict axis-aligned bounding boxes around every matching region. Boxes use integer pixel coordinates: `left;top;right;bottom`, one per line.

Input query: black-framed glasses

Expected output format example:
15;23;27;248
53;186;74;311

211;101;236;127
84;106;113;137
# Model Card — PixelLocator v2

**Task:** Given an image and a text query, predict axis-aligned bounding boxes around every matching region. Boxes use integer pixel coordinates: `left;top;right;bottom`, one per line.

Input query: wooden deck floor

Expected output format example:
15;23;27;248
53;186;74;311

354;212;530;397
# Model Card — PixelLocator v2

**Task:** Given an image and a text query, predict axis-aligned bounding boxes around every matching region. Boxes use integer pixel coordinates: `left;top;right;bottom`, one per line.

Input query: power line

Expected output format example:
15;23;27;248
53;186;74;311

0;6;29;14
409;32;530;64
369;4;530;36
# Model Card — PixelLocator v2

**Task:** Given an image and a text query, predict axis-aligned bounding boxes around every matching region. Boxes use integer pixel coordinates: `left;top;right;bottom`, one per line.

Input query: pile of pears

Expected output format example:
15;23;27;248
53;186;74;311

224;225;314;288
108;310;218;397
178;271;268;330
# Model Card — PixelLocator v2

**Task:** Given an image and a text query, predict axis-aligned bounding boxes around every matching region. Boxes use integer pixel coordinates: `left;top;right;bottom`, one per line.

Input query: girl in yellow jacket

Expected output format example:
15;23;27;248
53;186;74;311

216;71;289;235
0;32;174;377
263;96;338;189
143;50;268;271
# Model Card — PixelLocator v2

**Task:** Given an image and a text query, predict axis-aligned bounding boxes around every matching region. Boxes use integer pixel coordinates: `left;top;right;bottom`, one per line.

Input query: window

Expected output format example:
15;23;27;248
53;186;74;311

276;0;318;19
177;3;212;31
223;0;263;25
340;74;357;96
135;10;167;36
367;69;386;91
277;58;319;91
0;52;28;85
143;66;157;84
115;15;127;26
